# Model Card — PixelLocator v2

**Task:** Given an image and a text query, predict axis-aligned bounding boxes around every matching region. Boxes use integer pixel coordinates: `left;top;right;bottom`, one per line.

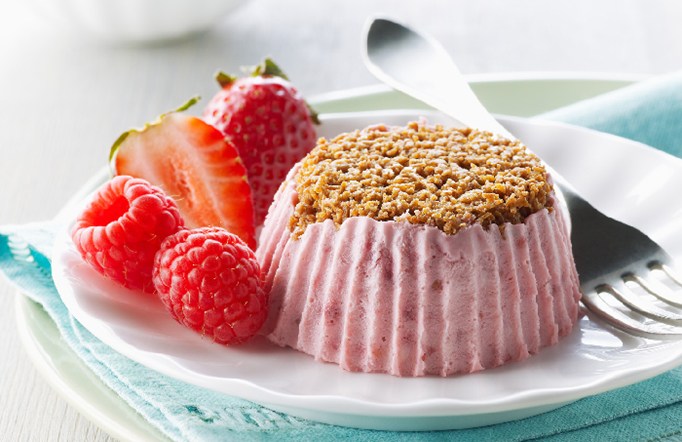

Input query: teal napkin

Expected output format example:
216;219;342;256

4;72;682;441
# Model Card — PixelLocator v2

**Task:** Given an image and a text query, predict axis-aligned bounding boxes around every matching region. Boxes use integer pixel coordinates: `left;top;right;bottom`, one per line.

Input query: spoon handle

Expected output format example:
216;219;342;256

363;17;585;204
364;18;514;139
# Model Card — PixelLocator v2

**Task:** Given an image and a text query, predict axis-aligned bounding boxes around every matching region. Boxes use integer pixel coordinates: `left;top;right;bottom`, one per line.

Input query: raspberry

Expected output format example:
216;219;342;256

72;175;185;293
152;227;267;345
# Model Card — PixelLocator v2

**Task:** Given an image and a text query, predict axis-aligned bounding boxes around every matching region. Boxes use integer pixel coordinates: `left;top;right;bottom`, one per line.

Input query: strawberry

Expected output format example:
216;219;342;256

110;98;257;249
203;58;319;225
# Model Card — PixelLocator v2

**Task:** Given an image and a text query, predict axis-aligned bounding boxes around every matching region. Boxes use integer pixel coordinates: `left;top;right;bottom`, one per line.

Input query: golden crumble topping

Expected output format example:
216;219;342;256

289;121;552;238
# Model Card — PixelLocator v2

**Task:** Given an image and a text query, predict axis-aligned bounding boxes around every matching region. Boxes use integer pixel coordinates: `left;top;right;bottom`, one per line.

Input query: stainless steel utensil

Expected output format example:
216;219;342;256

364;17;682;337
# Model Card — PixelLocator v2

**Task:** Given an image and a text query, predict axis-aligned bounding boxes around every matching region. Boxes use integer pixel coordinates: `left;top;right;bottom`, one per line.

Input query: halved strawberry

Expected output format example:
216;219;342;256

203;58;319;226
110;98;257;249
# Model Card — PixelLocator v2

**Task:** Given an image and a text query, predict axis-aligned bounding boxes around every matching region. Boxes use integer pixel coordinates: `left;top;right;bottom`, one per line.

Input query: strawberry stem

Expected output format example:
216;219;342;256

109;131;131;163
307;103;320;125
173;96;200;113
216;71;237;88
252;57;289;80
109;97;201;163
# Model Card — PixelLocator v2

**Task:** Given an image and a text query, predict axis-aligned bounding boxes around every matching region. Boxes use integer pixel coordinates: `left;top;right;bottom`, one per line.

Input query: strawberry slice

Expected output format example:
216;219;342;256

110;98;256;249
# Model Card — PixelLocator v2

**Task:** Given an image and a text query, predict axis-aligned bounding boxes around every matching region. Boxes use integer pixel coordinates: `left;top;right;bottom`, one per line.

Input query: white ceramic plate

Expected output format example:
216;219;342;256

50;104;682;431
18;76;660;437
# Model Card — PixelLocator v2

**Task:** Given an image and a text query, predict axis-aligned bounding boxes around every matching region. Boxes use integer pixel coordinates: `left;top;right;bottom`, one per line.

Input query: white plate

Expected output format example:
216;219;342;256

29;77;641;440
51;104;682;431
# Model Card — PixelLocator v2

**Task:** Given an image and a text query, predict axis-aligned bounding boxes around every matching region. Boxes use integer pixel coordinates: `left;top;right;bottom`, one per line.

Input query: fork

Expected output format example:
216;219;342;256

363;17;682;337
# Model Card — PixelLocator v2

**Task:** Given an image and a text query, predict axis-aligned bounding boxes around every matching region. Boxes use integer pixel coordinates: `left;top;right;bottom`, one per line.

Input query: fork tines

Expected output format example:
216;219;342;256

582;262;682;338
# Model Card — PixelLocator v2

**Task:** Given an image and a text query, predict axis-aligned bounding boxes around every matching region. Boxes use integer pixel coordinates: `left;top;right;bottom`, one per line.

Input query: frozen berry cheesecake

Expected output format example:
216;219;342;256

256;121;581;377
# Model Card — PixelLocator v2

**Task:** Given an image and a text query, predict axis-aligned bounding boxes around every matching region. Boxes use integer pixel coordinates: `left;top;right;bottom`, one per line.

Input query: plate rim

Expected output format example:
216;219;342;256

309;71;647;105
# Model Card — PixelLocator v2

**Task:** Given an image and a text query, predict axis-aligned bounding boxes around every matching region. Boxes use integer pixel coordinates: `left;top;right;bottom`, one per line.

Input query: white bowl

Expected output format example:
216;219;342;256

31;0;248;43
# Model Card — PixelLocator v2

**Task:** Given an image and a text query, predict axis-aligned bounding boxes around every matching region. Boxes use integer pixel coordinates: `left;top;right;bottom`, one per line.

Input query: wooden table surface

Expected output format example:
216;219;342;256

2;0;682;440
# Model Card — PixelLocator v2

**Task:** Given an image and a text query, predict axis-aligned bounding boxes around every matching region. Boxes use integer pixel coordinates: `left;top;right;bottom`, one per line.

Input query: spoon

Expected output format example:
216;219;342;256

363;17;513;139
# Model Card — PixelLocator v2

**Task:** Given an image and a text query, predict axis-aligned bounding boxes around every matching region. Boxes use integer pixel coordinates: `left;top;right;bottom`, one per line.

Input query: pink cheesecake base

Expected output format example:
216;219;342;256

257;174;581;377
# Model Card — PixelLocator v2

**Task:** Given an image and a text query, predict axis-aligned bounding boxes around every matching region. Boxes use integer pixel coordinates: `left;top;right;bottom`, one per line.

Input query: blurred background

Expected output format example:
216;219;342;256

2;0;682;439
2;0;682;224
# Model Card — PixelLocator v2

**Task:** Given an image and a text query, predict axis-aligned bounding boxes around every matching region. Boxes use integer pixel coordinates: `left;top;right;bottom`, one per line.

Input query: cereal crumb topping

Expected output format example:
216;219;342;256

289;121;552;238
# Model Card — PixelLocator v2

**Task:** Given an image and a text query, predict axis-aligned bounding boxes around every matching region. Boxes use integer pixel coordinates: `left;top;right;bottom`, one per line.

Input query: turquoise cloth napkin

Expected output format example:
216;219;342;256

3;72;682;441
